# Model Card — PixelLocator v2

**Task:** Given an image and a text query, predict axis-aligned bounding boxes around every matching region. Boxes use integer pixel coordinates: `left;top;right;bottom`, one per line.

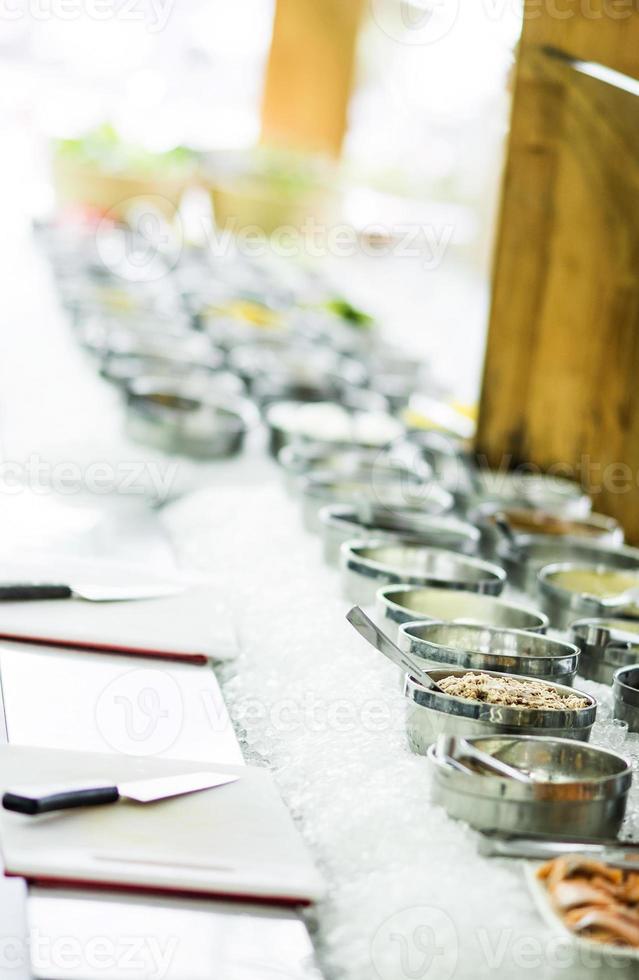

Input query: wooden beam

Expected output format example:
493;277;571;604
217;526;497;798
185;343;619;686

261;0;364;158
476;5;639;540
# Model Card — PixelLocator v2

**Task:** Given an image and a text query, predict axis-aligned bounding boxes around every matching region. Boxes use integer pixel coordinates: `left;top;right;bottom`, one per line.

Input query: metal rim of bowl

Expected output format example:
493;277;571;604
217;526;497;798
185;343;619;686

376;584;548;634
404;667;597;730
538;561;639;617
497;534;639;571
265;400;405;451
319;503;480;548
426;734;631;801
277;444;393;476
341;539;507;594
571;618;639;669
471;502;623;542
398;621;579;679
613;665;639;710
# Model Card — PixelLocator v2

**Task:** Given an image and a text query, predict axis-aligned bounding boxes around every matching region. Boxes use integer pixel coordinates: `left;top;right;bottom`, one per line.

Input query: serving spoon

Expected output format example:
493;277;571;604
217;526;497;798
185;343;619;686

346;605;445;693
436;734;533;784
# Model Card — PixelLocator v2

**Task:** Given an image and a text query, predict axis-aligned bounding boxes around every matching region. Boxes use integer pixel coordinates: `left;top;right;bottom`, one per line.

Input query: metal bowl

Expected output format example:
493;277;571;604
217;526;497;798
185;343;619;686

457;471;592;521
399;622;579;685
277;444;412;496
427;735;630;839
613;666;639;733
471;503;623;557
538;562;639;629
377;585;548;639
125;377;257;459
300;473;451;534
340;540;506;605
497;536;639;593
405;667;597;754
318;504;479;566
265;401;404;457
571;619;639;685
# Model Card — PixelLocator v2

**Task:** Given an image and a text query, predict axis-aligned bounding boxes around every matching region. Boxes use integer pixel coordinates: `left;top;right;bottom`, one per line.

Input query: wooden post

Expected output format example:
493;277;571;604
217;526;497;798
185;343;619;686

261;0;364;158
476;2;639;539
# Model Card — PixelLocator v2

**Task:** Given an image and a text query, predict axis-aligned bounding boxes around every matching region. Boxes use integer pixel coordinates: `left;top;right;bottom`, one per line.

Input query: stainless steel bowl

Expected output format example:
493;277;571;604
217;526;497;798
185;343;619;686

405;667;597;754
457;471;592;520
538;562;639;630
301;473;451;534
613;665;639;732
399;622;579;685
277;443;414;496
377;585;548;639
265;401;404;457
427;735;630;839
470;503;623;558
125;377;257;459
571;619;639;685
319;504;479;566
341;540;506;605
497;535;639;592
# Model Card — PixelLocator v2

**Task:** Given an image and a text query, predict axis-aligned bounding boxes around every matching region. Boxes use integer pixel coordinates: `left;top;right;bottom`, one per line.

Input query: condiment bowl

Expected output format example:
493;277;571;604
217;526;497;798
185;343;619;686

538;562;639;629
613;665;639;733
470;504;622;558
497;535;639;593
428;735;631;839
571;619;639;685
301;474;451;534
404;667;597;753
125;377;257;459
319;504;479;566
399;622;579;685
377;585;548;639
341;540;506;605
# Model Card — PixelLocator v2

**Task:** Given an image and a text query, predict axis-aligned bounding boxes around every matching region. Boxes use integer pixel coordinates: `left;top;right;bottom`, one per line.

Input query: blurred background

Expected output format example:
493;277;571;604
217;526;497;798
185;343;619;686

0;0;522;405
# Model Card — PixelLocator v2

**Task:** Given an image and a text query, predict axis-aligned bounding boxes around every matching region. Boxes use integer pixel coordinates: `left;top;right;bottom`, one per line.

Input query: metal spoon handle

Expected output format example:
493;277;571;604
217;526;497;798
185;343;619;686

437;735;532;783
346;606;440;691
493;513;524;558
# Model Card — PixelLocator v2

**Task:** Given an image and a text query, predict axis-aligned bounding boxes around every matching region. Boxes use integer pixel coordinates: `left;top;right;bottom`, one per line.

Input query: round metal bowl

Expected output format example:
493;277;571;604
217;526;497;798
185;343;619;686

300;473;451;534
229;342;367;391
613;665;639;733
125;377;257;459
404;667;597;754
457;471;592;521
398;622;579;685
538;562;639;630
265;400;404;457
571;619;639;685
318;504;479;566
277;444;412;496
471;503;623;557
340;540;506;605
100;329;221;374
377;585;548;639
427;735;631;839
496;535;639;593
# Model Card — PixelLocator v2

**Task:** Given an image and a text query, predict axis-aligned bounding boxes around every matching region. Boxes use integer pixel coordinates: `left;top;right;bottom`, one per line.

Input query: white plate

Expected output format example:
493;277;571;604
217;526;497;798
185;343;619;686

525;861;639;965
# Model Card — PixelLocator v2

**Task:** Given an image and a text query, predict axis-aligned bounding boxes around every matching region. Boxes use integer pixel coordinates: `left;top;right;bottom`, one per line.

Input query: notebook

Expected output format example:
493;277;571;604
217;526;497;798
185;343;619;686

0;747;324;905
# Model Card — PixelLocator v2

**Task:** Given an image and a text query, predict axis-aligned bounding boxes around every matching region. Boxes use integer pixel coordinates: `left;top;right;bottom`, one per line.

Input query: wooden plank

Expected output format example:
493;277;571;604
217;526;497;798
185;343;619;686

260;0;364;157
477;21;639;538
522;0;639;81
